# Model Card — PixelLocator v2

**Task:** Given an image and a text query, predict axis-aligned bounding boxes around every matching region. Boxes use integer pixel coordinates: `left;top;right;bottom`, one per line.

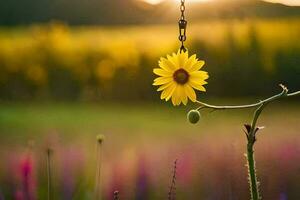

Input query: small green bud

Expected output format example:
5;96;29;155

96;134;105;144
187;110;201;124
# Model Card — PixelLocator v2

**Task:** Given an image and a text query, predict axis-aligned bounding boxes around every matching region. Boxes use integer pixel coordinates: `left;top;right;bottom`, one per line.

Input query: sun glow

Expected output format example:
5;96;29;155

264;0;300;6
178;0;212;2
142;0;163;5
141;0;300;6
142;0;211;5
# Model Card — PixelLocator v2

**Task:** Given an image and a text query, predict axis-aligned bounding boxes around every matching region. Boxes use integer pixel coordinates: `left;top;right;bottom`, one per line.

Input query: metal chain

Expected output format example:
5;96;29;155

178;0;187;52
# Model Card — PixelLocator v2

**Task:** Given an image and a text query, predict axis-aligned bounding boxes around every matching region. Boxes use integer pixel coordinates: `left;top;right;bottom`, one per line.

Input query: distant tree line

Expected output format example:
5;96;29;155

0;22;299;102
0;0;300;25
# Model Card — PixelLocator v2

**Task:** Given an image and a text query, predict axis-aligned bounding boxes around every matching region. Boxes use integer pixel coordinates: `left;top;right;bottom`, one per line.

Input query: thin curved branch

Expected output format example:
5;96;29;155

287;91;300;97
196;85;299;111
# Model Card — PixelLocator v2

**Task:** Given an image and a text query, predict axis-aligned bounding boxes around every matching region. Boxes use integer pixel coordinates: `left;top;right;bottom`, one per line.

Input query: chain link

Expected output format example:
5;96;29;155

178;0;187;52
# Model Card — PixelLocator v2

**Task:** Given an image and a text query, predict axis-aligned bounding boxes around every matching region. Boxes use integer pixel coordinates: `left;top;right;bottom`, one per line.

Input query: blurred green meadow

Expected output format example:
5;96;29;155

0;17;300;199
0;101;300;199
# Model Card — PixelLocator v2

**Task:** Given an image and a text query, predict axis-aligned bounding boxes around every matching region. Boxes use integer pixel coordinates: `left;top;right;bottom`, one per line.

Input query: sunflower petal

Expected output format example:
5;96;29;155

190;71;209;80
187;60;205;72
160;83;176;100
179;86;188;105
153;77;172;85
159;57;176;71
189;82;206;92
172;87;181;106
184;84;197;102
153;68;172;77
189;78;208;86
165;84;176;101
178;51;188;67
183;54;197;70
157;82;173;91
171;90;177;105
160;85;172;100
168;54;179;69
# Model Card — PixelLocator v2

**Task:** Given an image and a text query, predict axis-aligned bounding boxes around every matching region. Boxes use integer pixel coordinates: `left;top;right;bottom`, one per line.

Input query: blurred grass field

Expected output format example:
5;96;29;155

0;100;299;139
0;101;299;199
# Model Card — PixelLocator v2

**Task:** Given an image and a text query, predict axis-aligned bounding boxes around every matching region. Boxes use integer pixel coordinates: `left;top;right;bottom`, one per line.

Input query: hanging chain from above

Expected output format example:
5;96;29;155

178;0;187;52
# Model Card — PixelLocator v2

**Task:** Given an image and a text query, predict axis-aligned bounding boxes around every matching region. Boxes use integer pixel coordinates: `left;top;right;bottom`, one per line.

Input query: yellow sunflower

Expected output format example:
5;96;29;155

153;50;209;106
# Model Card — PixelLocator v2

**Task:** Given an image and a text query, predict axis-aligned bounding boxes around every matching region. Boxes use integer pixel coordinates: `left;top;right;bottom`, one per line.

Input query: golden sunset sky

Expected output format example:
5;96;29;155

142;0;300;6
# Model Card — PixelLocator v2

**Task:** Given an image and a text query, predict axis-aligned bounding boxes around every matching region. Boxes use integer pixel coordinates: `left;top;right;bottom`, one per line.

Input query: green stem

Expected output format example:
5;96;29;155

247;142;259;200
47;149;52;200
246;104;265;200
94;136;104;200
287;91;300;97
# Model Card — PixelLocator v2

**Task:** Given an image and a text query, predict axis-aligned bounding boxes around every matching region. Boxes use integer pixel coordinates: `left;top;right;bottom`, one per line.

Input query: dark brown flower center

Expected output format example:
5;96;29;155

173;68;189;85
